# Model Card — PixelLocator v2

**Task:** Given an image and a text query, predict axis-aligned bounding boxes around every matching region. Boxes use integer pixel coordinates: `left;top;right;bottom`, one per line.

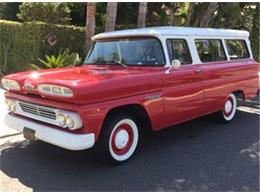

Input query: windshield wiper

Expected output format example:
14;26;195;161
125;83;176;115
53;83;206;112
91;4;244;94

106;60;128;68
86;59;107;65
85;59;128;67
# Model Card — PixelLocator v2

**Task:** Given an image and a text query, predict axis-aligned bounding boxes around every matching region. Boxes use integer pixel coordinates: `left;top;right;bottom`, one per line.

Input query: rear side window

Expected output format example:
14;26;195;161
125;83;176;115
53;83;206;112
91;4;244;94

195;39;227;63
225;40;250;60
166;39;192;65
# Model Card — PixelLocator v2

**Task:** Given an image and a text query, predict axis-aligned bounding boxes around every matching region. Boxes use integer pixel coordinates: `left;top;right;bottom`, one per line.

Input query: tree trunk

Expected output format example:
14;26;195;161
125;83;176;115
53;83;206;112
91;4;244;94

167;3;175;26
193;3;207;27
85;2;96;52
137;2;147;28
199;2;218;27
185;2;195;26
251;3;259;62
219;3;242;28
105;2;118;32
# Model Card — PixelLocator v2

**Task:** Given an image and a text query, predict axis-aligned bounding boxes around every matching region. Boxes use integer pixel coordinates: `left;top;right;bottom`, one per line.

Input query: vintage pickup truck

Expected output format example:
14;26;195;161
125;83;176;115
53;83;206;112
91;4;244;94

2;27;259;163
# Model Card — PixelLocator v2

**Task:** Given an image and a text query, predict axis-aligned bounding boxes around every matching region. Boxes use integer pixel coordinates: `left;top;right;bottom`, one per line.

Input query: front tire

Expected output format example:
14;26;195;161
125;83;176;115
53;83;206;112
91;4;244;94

96;113;139;164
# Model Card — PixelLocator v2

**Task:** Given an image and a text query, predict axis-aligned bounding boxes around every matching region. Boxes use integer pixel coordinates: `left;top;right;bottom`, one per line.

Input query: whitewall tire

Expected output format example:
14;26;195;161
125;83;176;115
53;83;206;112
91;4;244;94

222;93;237;121
109;119;139;162
214;93;237;123
96;112;139;163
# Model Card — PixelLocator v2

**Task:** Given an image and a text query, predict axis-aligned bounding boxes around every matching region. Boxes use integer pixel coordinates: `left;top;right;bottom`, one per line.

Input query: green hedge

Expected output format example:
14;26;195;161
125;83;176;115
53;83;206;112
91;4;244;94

0;20;86;73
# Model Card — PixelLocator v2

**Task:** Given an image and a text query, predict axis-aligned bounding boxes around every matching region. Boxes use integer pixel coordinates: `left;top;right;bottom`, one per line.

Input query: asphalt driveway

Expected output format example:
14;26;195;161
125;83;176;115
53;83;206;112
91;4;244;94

0;88;259;191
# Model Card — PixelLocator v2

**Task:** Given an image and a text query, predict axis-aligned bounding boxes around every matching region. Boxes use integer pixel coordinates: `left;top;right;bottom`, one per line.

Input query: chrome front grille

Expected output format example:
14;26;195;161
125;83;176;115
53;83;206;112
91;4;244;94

19;102;56;120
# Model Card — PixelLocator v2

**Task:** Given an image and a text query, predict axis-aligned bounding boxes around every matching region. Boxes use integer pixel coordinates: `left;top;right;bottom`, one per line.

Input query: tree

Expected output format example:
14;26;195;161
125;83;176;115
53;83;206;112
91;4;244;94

192;3;219;27
105;2;117;32
251;3;259;62
85;2;96;52
185;2;195;26
0;3;21;21
199;2;218;27
218;3;242;28
67;3;86;27
137;2;147;28
17;3;71;24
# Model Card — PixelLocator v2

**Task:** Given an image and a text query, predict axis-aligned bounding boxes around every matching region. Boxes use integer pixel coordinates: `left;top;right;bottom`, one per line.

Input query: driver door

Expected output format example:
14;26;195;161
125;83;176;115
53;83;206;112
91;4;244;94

163;38;205;126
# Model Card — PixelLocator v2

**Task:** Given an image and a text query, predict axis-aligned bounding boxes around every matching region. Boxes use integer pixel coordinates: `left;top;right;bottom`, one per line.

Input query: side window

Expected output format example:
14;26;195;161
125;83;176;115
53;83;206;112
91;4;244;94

225;40;250;60
166;39;192;65
195;39;227;63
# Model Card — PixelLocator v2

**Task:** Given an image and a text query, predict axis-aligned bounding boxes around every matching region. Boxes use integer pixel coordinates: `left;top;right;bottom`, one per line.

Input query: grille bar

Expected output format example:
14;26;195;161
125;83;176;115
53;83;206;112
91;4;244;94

19;102;57;120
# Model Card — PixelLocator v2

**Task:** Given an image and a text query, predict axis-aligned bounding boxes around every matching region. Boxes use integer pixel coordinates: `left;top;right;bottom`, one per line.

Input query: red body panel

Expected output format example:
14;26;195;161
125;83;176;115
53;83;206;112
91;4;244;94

163;64;204;127
3;59;259;141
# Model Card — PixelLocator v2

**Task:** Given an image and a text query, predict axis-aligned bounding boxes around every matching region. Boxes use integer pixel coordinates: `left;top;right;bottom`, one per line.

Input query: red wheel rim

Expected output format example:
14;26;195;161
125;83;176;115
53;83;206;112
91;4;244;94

224;96;234;117
111;124;134;155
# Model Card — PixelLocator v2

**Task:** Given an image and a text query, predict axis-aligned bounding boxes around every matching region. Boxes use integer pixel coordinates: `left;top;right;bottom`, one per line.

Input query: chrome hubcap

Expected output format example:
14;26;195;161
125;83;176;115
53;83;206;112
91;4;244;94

225;100;232;113
114;129;129;149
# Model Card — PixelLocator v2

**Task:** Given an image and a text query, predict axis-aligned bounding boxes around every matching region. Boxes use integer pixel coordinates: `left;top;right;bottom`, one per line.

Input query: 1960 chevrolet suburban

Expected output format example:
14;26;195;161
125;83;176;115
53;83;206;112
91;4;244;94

1;27;259;163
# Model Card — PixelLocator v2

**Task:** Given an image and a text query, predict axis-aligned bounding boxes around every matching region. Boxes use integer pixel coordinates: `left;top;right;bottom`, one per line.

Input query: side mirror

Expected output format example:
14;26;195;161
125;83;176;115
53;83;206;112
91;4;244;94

165;59;181;74
171;59;181;69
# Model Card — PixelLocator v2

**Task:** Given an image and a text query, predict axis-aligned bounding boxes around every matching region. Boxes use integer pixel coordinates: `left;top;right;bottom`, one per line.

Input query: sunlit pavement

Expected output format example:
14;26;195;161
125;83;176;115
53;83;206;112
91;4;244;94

0;88;30;192
0;88;21;137
0;90;259;192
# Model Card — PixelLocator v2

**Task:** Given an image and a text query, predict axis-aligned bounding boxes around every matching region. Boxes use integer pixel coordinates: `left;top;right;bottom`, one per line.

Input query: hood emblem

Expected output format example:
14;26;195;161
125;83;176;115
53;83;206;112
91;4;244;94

24;83;35;91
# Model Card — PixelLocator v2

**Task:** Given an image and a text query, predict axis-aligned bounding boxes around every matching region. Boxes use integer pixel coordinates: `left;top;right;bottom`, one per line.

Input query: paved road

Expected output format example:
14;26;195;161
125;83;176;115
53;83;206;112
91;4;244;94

0;89;259;191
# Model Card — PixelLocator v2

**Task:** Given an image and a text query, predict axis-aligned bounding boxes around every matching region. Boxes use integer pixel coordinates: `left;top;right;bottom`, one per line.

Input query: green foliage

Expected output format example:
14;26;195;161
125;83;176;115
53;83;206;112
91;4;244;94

116;3;138;28
67;3;86;26
0;2;259;72
17;3;71;24
0;20;85;73
209;2;259;61
31;49;81;69
147;3;168;26
0;3;21;21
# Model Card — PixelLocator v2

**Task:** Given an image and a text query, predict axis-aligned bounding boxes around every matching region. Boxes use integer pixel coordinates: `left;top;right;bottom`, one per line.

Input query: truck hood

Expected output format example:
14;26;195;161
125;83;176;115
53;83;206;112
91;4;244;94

4;65;162;104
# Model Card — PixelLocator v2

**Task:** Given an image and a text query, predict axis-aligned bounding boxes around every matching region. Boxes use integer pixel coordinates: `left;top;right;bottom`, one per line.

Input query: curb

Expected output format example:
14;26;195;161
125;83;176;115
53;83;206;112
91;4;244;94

0;133;22;139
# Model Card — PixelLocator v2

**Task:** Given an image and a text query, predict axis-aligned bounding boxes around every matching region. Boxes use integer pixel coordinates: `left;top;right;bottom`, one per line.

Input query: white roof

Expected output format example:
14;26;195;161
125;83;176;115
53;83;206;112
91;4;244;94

92;26;249;40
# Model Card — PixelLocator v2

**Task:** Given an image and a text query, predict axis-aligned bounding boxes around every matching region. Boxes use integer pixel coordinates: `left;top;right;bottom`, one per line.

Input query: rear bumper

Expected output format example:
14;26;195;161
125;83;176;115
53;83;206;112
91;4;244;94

4;114;95;151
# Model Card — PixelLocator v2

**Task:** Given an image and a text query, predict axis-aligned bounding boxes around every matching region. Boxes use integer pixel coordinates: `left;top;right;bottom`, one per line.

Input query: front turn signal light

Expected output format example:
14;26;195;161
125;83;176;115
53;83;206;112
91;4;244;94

38;84;73;97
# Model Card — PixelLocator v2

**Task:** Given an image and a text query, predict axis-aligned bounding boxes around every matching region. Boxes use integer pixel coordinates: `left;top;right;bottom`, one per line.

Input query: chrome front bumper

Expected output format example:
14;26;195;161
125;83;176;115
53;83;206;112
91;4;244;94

4;114;95;151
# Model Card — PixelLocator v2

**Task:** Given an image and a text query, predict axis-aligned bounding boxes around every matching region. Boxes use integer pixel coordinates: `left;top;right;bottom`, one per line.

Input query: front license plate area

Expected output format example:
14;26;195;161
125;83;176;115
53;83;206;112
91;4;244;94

23;127;36;140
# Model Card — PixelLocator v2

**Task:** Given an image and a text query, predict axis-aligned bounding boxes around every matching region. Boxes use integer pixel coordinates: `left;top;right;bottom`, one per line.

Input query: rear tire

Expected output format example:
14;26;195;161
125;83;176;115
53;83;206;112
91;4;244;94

215;93;237;123
95;112;139;164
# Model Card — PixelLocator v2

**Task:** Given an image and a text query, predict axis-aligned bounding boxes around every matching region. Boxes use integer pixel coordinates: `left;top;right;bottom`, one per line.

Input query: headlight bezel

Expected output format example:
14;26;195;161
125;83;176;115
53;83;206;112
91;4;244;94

38;84;73;98
57;112;77;130
1;78;21;91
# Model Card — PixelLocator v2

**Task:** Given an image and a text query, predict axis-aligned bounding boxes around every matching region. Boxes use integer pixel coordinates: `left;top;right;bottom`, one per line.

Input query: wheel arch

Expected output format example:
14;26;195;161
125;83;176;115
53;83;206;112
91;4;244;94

232;90;245;101
98;103;153;138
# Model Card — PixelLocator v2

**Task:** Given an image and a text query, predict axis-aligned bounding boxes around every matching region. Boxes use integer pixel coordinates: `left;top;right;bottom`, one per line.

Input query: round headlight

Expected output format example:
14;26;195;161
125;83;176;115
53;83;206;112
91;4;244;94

5;99;13;111
10;104;16;112
66;116;75;130
58;113;66;126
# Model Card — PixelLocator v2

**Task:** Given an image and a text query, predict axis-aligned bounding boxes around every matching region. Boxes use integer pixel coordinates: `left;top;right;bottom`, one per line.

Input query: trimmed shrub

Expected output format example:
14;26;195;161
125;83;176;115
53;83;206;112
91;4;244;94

17;3;71;25
0;19;85;74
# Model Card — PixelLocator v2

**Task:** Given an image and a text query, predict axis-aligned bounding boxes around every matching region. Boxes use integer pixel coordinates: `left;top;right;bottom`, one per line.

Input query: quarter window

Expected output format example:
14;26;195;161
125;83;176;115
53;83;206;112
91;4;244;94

166;39;192;65
195;39;227;63
225;40;249;60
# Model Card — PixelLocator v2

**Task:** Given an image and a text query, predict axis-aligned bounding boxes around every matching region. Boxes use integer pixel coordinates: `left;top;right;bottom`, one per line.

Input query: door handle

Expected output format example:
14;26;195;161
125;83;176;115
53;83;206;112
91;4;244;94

194;69;202;73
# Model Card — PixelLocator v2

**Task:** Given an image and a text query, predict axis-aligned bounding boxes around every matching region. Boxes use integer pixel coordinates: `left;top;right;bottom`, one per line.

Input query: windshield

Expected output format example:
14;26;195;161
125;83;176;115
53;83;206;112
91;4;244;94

84;37;165;66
